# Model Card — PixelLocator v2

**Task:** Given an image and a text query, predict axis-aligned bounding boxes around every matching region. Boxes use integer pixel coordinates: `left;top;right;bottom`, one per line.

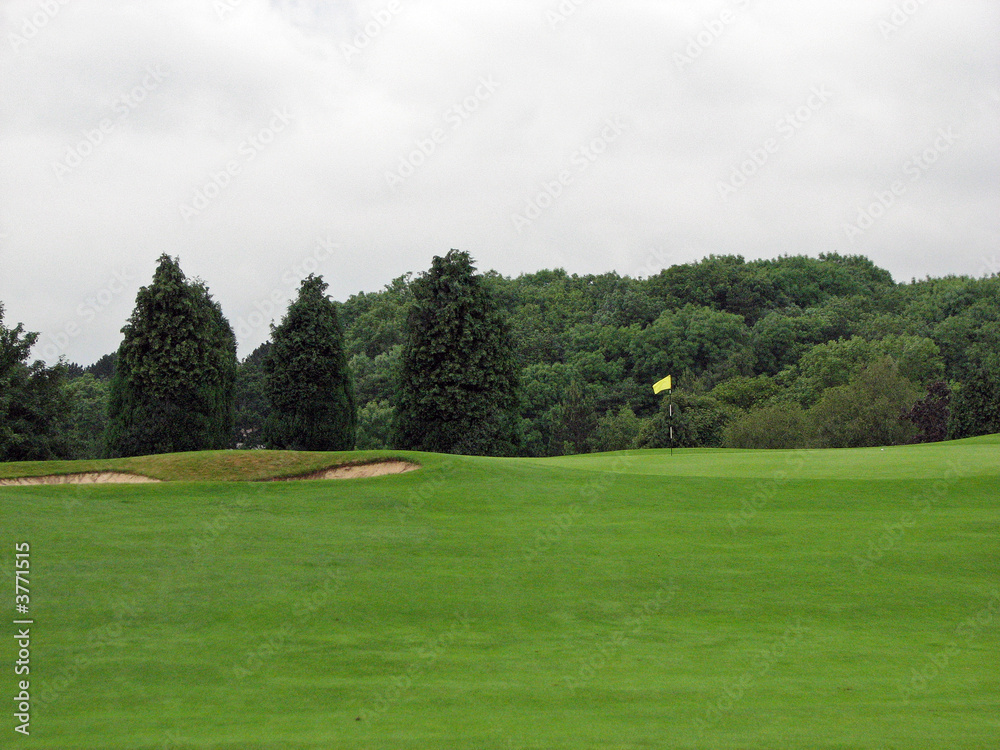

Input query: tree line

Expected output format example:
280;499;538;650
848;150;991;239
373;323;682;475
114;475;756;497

2;251;999;461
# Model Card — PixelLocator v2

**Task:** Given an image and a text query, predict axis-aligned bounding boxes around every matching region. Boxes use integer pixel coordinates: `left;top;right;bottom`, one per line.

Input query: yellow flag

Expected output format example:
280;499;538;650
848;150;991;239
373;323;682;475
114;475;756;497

653;375;672;394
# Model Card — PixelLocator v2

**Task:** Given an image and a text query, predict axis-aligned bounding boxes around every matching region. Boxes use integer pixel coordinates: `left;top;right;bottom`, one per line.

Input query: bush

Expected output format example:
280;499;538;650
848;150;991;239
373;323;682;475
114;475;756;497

723;402;810;449
640;392;731;448
590;406;648;452
356;400;394;450
808;357;919;448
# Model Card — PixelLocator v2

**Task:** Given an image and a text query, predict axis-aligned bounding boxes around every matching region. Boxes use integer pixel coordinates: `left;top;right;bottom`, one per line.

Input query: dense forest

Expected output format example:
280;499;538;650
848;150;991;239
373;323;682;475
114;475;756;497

3;252;999;461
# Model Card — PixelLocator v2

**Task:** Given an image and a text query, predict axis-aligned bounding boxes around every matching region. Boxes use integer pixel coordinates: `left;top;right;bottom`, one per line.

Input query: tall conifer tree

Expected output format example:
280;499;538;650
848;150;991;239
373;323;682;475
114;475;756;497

263;275;356;450
392;250;520;455
105;255;236;457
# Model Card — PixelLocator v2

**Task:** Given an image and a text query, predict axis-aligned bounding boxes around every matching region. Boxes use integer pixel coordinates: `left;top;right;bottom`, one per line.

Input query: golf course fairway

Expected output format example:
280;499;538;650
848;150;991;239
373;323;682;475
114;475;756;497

1;437;998;748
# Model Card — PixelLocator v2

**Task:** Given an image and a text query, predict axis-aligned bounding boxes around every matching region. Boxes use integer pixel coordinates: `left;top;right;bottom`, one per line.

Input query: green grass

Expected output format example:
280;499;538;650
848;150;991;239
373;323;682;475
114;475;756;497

1;439;998;749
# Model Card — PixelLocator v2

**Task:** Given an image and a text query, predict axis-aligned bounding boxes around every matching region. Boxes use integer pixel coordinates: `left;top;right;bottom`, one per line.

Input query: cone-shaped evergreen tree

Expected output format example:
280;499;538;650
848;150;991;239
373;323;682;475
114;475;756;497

105;255;237;457
263;275;356;450
392;250;520;455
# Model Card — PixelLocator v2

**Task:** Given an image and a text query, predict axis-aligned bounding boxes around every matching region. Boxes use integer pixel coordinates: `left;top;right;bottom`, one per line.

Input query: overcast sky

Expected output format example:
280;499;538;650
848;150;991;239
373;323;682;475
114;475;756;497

1;0;998;365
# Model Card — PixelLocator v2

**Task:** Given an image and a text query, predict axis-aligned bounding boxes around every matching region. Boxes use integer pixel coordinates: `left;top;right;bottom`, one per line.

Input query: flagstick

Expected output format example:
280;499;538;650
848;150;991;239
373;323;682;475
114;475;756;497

669;388;673;457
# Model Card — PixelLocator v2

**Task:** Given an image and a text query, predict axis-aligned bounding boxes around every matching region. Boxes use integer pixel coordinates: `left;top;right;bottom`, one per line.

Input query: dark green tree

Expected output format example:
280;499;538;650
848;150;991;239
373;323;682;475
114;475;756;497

63;373;110;459
641;392;732;449
0;303;71;461
948;366;1000;440
392;250;520;455
723;402;810;449
904;380;951;444
547;380;597;455
105;255;237;457
808;357;920;448
590;405;647;452
86;352;117;380
233;342;270;448
263;275;356;451
356;399;393;450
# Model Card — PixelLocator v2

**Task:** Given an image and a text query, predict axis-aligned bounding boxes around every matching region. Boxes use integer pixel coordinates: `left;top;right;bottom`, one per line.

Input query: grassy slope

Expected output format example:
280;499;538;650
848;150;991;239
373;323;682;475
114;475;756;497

0;440;998;749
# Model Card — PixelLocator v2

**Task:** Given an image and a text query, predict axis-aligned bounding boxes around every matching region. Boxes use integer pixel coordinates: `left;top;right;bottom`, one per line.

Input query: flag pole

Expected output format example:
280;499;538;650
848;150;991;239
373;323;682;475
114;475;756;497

653;375;674;457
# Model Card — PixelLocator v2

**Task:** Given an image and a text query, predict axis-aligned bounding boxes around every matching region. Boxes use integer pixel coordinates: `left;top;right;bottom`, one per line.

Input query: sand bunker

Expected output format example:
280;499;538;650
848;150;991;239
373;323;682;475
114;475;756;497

0;461;419;486
274;460;420;481
0;472;161;486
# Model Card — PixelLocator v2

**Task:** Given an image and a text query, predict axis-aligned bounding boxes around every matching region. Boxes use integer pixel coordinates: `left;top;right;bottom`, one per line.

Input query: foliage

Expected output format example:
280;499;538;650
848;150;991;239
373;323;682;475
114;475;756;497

340;274;413;360
392;250;521;456
590;405;647;452
904;380;951;444
723;402;810;449
233;342;269;448
86;352;117;380
948;366;1000;440
788;335;943;407
710;375;780;411
355;399;394;450
547;381;597;455
62;374;110;459
264;275;356;451
640;392;732;448
808;357;920;448
0;303;72;461
630;304;751;385
18;252;1000;459
105;255;237;457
